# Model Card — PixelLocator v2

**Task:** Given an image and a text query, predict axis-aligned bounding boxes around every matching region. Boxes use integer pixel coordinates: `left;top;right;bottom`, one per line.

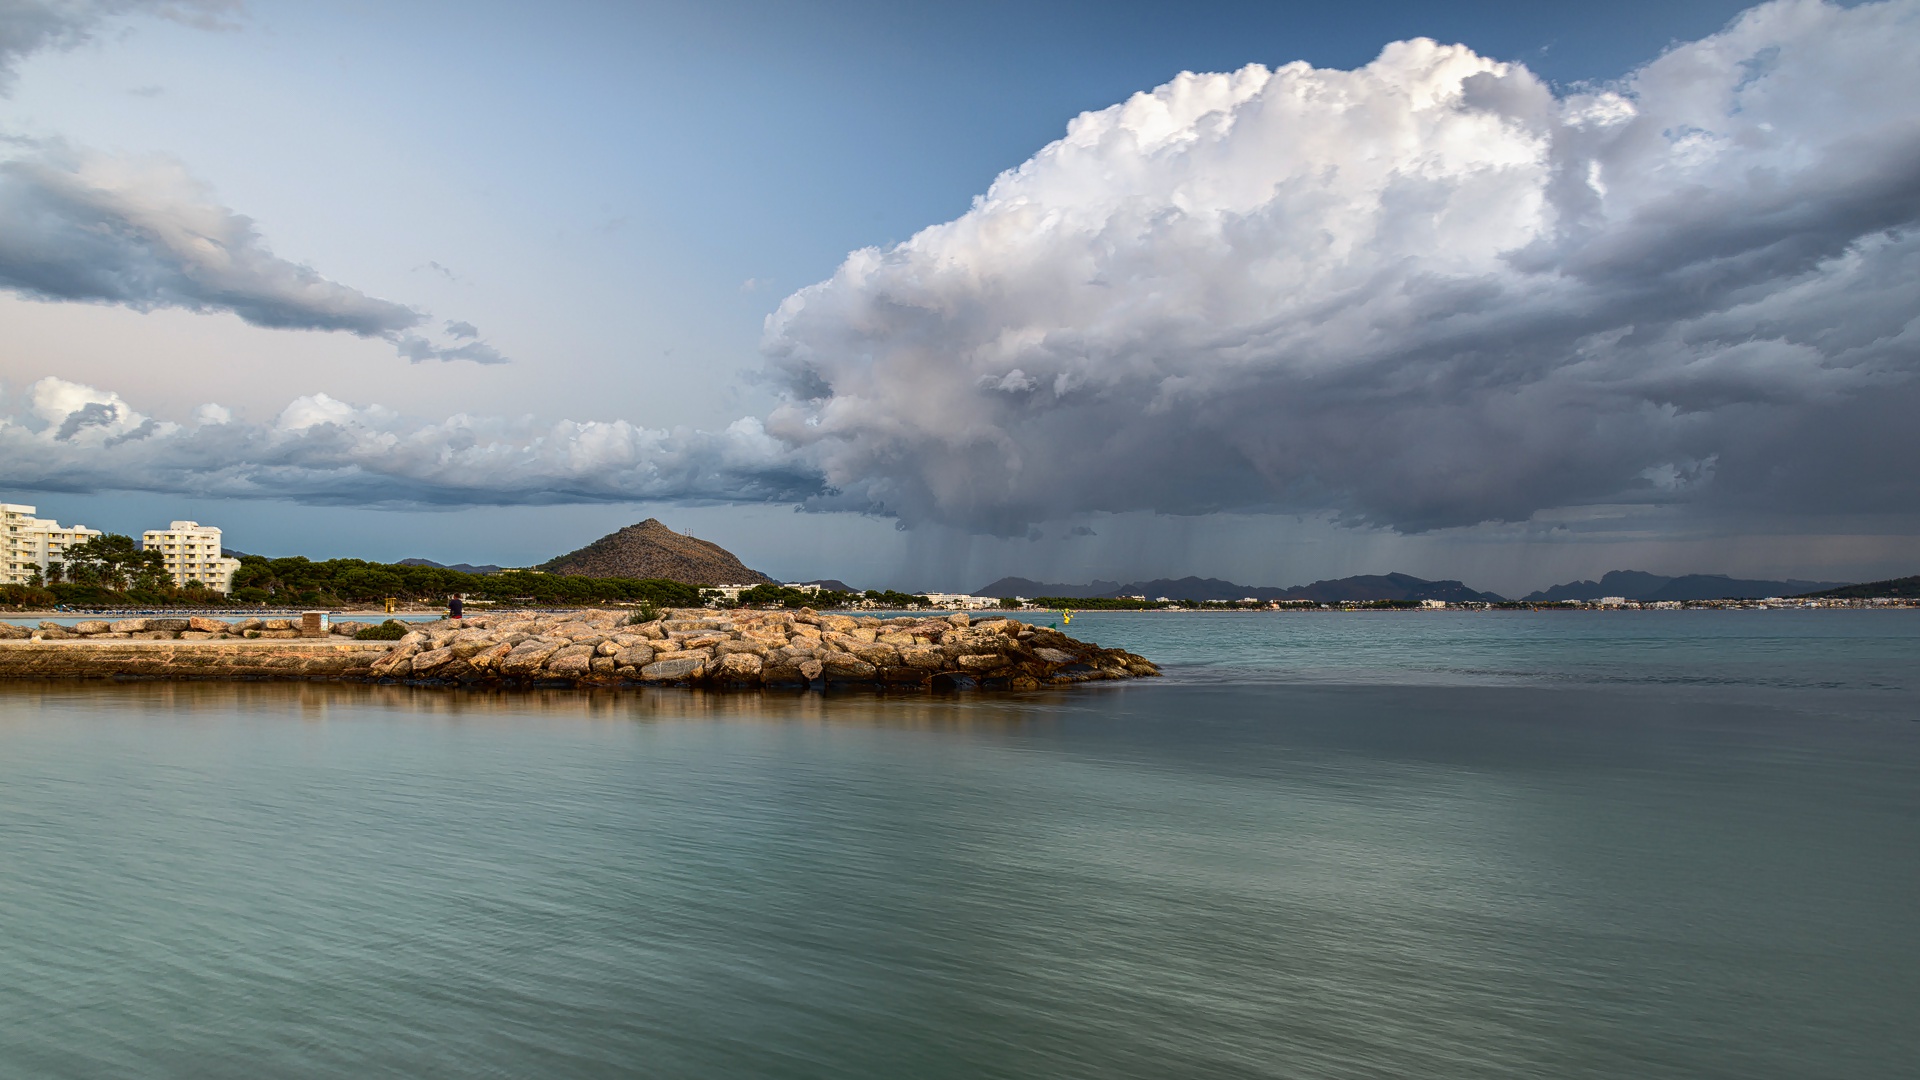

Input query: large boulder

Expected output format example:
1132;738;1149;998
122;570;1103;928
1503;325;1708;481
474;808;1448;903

411;647;457;673
820;654;877;680
543;644;597;677
614;644;656;668
898;646;944;669
641;657;705;682
498;641;559;676
715;652;764;682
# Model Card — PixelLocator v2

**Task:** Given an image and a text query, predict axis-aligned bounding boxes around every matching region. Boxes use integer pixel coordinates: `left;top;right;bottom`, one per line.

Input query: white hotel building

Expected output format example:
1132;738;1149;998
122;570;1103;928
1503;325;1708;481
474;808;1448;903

1;503;103;586
142;522;243;593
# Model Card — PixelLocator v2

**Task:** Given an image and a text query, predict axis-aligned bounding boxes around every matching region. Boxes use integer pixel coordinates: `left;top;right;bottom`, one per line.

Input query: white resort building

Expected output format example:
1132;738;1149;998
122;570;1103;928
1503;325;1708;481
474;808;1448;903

142;521;243;593
921;593;1001;610
1;503;103;586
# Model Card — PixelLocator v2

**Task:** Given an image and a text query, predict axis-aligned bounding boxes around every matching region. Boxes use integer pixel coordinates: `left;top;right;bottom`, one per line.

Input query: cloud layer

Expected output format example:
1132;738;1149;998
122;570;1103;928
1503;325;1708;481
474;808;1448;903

762;0;1920;532
2;377;818;506
0;3;505;363
6;0;1918;537
0;142;511;362
0;1;238;93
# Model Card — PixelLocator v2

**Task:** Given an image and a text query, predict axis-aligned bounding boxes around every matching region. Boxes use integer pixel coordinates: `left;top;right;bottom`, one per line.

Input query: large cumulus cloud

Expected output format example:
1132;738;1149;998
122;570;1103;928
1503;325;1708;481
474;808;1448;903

1;377;819;506
762;0;1920;533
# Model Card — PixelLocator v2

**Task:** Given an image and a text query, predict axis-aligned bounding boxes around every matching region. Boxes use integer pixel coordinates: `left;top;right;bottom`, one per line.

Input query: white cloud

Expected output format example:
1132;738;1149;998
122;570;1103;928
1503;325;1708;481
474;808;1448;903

0;3;506;363
762;0;1920;533
0;378;822;507
0;1;240;94
0;142;510;362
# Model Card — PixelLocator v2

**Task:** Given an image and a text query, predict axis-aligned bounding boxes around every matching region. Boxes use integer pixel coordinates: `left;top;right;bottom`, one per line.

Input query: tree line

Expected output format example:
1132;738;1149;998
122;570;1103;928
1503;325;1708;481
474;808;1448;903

0;534;705;609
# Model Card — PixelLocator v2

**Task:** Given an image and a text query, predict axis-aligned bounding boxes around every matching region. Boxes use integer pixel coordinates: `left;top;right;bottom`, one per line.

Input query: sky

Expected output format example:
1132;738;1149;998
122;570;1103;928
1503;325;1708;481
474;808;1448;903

1;0;1916;595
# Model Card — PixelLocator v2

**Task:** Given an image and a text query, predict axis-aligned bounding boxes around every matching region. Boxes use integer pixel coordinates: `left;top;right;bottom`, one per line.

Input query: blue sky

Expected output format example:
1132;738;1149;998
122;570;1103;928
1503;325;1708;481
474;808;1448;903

2;0;1916;593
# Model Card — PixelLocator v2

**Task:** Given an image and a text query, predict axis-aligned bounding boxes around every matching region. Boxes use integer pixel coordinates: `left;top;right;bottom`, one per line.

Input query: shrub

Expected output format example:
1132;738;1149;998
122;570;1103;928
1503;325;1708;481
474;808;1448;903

0;584;55;609
353;620;410;640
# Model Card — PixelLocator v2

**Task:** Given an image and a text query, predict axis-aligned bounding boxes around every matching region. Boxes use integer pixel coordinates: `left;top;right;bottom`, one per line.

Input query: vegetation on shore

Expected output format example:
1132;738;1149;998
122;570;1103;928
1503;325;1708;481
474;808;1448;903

717;585;932;610
0;550;706;611
1797;575;1920;600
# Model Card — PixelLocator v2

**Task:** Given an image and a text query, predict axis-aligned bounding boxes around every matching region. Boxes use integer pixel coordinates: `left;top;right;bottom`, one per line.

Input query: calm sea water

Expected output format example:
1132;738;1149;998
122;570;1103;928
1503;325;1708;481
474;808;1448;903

2;612;1916;1078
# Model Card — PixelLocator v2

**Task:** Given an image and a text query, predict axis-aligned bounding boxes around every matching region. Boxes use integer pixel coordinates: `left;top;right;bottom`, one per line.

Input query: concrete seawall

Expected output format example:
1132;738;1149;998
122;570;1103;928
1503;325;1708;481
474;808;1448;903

0;641;390;681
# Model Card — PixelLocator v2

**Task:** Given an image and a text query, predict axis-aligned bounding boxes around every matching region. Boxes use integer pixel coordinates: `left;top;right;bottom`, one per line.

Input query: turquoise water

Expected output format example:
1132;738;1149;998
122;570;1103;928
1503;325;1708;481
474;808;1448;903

1032;608;1920;692
1;612;1916;1078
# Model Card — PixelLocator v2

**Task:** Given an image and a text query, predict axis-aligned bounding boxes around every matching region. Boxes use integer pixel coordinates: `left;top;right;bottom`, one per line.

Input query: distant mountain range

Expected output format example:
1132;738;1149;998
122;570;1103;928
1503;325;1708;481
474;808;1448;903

1521;570;1846;602
975;568;1873;604
398;558;505;575
974;573;1506;604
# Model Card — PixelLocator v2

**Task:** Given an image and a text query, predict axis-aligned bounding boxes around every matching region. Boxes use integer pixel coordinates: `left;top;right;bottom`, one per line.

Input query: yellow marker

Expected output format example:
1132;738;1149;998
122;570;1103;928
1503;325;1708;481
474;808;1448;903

1062;608;1073;626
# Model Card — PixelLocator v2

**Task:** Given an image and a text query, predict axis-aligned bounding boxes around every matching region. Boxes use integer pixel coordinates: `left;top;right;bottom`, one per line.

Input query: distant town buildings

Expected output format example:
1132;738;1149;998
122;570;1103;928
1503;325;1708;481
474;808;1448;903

0;503;103;586
142;522;243;593
2;501;250;594
921;592;1000;610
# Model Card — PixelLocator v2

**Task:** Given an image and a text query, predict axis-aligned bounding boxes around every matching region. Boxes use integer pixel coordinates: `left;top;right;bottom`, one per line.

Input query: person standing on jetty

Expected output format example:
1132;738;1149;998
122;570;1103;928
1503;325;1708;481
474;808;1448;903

449;595;463;620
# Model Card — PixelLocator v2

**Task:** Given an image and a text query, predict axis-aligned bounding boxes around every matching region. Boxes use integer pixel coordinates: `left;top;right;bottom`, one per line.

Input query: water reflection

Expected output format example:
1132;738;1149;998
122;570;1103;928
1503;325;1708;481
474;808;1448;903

0;678;1115;731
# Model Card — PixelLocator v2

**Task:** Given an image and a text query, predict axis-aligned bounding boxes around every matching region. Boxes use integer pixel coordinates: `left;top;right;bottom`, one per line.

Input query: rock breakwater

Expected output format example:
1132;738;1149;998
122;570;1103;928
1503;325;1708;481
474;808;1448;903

0;609;1159;690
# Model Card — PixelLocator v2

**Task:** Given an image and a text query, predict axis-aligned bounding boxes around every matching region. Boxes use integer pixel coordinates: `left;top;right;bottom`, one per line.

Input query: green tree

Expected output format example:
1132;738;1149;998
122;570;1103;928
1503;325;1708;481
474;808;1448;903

62;534;163;592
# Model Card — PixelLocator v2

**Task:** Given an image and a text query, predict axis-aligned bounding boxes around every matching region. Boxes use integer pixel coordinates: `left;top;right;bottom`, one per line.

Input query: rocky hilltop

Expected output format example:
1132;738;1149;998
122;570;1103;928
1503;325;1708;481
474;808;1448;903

539;519;776;586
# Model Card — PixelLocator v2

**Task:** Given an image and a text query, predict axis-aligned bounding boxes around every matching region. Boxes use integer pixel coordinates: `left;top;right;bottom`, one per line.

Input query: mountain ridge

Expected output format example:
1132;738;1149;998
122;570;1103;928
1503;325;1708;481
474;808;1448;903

1522;570;1847;602
398;558;505;575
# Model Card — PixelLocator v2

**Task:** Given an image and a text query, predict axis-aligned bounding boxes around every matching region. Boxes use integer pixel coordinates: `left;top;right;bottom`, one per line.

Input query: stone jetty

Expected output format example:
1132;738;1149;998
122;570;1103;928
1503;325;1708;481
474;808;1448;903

0;609;1159;690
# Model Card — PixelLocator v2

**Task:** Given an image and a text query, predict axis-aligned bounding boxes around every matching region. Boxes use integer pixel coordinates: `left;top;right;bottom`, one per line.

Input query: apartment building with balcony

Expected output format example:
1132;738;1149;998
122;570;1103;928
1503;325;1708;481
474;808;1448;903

142;521;243;593
1;503;103;586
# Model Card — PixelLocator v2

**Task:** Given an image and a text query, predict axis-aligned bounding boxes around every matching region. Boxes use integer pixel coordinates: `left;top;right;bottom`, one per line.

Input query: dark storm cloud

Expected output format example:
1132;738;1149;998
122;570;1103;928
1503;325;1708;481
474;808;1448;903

761;0;1920;534
6;0;1917;527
